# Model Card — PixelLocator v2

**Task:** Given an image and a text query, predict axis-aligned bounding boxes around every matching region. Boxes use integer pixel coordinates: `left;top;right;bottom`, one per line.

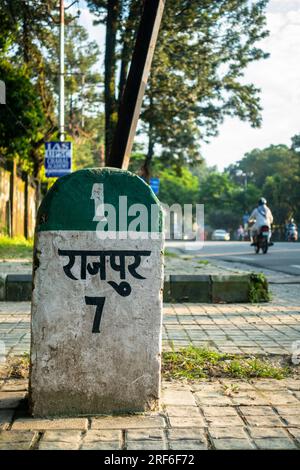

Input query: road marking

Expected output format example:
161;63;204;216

291;265;300;269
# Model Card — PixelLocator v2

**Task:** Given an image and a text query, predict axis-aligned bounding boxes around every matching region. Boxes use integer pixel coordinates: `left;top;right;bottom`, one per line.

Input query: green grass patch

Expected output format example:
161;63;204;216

249;273;271;303
0;353;30;380
197;260;209;266
0;236;33;259
162;346;289;381
164;250;180;258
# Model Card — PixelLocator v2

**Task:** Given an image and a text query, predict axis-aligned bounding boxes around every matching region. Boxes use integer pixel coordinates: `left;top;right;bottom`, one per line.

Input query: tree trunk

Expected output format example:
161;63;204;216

22;3;30;64
104;0;120;163
117;0;142;106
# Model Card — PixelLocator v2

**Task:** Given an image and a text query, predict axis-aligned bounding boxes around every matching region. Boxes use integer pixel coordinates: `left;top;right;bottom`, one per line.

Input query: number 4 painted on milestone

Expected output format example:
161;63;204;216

85;297;106;333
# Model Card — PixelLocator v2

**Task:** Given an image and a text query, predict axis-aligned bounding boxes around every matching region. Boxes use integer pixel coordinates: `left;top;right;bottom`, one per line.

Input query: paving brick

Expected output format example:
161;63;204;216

91;415;166;430
205;415;245;427
279;415;300;426
194;393;233;406
162;390;196;406
254;437;298;450
12;417;88;430
191;383;223;393
0;430;36;450
168;428;206;442
84;430;122;442
208;426;248;439
262;392;300;405
280;379;300;391
275;405;300;415
244;414;284;427
288;428;300;442
231;393;270;406
251;379;286;391
169;440;208;450
248;427;289;439
126;429;165;441
39;441;80;450
81;441;121;450
201;406;239;417
0;409;14;430
165;405;201;417
212;438;254;450
168;416;206;428
42;430;82;442
126;441;167;450
38;430;82;450
1;380;28;392
239;406;277;416
0;391;25;409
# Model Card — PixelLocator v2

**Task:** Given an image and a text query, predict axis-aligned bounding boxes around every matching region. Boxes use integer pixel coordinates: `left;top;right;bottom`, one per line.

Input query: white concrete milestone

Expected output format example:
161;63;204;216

29;168;164;417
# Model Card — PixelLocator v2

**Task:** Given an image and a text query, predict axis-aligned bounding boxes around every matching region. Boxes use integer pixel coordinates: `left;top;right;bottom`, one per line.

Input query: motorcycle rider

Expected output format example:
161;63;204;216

286;218;298;241
249;197;273;245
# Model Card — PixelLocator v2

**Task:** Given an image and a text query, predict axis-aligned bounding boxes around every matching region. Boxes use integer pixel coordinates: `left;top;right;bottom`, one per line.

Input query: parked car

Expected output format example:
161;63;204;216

211;229;230;241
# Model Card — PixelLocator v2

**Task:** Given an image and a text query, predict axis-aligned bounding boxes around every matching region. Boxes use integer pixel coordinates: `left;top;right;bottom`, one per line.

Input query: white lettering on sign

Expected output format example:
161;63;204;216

46;142;71;158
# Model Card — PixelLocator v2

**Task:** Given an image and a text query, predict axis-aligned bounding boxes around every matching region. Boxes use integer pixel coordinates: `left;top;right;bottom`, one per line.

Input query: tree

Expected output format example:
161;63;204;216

226;138;300;229
47;20;105;169
0;0;57;177
88;0;269;172
0;60;46;173
87;0;142;162
1;2;105;177
158;166;199;207
227;144;296;188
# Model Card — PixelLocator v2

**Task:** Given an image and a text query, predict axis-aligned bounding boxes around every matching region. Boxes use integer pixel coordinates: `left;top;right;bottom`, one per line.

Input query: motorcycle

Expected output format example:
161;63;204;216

253;225;271;254
287;225;298;242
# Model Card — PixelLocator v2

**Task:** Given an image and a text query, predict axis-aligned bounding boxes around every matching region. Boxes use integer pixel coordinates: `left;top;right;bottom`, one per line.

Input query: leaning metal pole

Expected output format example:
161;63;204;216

107;0;165;169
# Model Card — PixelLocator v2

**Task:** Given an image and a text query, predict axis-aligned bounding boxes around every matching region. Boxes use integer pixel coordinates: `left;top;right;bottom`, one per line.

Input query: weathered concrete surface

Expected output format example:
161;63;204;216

29;169;164;417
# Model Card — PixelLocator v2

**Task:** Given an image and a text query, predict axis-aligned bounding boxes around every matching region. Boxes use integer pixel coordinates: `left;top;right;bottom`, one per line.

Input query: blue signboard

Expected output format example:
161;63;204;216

150;177;160;195
45;142;72;178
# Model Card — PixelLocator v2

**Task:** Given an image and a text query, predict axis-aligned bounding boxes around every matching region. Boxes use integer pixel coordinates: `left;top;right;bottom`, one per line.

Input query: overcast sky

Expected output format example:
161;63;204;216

77;0;300;170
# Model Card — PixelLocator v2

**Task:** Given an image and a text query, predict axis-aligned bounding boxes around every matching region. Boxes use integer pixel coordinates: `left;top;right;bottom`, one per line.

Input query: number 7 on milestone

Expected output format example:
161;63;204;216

85;296;106;333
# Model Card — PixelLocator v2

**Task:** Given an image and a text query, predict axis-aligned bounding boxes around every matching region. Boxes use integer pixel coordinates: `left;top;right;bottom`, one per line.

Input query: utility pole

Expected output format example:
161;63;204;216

107;0;165;169
59;0;65;142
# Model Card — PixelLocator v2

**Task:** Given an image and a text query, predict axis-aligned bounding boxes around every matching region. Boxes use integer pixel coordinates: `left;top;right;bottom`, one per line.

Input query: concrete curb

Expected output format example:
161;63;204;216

0;273;268;303
1;274;32;301
163;274;255;303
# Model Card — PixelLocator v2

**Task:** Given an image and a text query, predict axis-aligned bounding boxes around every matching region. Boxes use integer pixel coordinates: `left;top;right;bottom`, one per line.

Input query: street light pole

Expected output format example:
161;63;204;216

59;0;65;142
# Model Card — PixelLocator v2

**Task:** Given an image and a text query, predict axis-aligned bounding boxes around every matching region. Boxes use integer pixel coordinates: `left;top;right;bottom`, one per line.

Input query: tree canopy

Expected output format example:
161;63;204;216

88;0;269;172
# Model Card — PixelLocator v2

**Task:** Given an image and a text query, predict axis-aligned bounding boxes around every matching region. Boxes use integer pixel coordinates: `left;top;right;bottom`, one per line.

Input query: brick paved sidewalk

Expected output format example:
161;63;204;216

0;284;300;450
0;378;300;450
1;284;300;357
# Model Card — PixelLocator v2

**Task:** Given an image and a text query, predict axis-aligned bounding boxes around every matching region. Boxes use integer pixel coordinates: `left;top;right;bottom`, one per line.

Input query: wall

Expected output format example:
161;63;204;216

0;165;36;238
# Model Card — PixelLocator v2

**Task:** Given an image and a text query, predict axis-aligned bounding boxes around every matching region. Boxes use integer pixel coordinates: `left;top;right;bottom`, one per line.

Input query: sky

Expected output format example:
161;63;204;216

76;0;300;170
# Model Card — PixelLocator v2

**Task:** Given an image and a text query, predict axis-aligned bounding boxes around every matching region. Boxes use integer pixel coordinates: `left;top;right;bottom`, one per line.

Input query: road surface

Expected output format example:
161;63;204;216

165;241;300;276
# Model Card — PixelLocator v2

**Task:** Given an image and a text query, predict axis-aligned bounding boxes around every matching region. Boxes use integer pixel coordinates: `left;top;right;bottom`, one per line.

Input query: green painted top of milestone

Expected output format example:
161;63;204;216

37;168;163;233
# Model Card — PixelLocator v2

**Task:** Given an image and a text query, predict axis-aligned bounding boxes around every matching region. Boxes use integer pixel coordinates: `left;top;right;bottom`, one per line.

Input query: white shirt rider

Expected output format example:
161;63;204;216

249;200;273;235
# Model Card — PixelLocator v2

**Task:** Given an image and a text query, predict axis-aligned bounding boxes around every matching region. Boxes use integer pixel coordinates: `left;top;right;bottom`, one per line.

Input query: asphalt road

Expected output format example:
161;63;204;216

165;241;300;276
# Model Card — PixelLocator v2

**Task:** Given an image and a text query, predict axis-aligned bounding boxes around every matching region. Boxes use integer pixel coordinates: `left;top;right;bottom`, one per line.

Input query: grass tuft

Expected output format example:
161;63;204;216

197;260;209;266
0;353;30;380
0;236;33;259
164;250;179;258
249;273;271;303
162;345;289;381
